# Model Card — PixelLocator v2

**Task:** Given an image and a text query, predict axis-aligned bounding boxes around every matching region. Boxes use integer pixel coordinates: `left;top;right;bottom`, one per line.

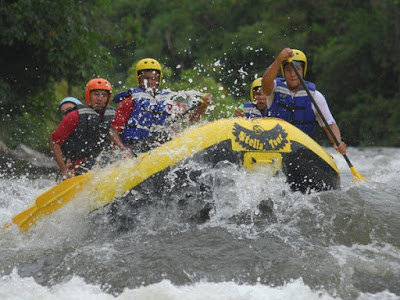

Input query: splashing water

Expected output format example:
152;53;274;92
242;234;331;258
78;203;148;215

1;147;399;299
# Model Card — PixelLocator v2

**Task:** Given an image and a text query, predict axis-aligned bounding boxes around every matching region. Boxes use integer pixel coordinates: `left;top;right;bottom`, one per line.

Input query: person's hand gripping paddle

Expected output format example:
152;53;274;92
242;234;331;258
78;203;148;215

289;58;367;183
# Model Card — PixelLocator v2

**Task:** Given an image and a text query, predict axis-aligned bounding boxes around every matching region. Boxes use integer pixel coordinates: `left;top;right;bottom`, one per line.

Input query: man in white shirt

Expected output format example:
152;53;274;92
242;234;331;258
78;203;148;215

262;48;347;155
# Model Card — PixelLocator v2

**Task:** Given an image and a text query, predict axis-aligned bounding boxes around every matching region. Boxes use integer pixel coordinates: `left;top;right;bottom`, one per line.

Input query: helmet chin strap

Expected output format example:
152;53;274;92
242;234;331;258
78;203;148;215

104;97;110;108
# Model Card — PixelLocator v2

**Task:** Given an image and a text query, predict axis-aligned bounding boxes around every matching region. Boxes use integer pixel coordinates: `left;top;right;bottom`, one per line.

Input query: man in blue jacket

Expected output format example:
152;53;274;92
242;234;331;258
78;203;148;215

233;78;268;118
110;58;213;153
262;48;346;155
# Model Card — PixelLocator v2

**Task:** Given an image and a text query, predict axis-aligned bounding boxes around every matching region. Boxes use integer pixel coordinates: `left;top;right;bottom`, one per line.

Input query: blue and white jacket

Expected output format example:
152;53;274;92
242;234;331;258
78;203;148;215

267;78;316;136
116;88;174;146
242;102;266;118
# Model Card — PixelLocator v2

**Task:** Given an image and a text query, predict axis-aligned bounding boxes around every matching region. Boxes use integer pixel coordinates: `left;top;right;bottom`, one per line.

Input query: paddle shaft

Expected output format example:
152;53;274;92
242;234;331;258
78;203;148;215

289;60;354;168
181;99;205;118
167;99;205;125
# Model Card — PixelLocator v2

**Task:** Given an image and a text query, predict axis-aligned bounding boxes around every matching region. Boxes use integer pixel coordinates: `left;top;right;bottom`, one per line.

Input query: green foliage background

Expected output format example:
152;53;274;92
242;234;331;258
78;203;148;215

1;0;400;154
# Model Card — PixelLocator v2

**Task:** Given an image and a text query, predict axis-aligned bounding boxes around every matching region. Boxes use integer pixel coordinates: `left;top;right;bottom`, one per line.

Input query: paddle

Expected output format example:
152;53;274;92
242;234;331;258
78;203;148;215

167;98;205;125
288;58;367;183
3;172;91;231
4;97;209;232
182;98;205;117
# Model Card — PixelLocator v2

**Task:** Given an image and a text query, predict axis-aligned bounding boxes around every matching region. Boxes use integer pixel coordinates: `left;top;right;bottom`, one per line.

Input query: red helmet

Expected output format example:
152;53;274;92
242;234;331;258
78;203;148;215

85;78;112;105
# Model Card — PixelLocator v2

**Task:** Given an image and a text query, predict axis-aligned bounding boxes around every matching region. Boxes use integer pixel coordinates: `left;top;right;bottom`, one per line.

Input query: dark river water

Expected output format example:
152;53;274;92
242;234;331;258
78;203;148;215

1;147;399;299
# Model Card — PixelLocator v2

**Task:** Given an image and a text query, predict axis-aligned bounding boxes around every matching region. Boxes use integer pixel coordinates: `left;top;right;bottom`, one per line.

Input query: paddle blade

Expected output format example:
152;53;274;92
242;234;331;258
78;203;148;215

350;166;367;183
35;173;90;207
2;205;37;230
5;173;91;232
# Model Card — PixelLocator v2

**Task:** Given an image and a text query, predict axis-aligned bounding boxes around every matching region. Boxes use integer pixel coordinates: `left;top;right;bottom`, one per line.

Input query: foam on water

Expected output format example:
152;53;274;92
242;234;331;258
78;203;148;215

0;174;55;221
0;269;344;300
1;270;398;300
1;147;400;299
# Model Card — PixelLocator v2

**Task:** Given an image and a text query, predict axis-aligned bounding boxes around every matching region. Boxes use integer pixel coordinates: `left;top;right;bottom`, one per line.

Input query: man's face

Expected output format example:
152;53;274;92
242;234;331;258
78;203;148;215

253;88;268;110
90;89;109;110
60;103;76;118
139;70;160;96
283;62;304;90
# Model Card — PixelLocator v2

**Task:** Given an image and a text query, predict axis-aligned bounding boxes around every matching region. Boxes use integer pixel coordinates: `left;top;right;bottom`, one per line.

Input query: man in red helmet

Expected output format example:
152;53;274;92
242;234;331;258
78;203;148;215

50;78;116;179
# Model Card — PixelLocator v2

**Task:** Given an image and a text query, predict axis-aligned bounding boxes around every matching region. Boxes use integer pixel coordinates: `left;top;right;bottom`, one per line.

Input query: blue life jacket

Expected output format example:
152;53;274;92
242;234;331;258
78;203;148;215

242;102;266;118
267;78;316;136
121;89;173;146
61;105;116;163
113;88;142;104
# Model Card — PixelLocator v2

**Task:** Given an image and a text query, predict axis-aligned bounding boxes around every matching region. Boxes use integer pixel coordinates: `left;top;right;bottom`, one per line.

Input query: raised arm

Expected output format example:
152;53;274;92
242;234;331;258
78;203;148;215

262;48;294;95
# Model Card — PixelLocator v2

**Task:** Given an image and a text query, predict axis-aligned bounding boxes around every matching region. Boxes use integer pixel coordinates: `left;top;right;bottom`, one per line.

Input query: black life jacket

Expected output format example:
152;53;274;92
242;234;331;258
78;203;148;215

61;105;116;163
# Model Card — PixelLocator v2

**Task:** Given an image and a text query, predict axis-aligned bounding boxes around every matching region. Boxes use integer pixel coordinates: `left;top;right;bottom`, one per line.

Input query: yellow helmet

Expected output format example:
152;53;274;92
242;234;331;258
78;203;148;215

135;58;162;85
280;49;307;77
250;77;263;103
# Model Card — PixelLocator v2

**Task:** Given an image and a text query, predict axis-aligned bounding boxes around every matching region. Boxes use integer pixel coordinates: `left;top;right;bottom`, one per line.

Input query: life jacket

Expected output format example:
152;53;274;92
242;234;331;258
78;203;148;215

121;89;173;146
267;78;316;136
113;87;172;104
61;105;116;163
242;102;266;118
113;88;145;104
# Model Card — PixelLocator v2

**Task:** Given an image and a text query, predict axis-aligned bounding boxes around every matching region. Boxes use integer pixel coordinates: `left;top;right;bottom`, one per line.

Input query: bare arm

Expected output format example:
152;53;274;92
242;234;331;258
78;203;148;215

109;128;129;151
262;48;293;96
262;60;281;96
188;93;214;122
50;141;74;179
233;107;245;117
322;124;347;155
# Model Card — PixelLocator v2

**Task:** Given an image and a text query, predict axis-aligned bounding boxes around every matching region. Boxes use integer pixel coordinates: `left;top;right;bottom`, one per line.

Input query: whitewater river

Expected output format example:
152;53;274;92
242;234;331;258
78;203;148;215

0;147;399;299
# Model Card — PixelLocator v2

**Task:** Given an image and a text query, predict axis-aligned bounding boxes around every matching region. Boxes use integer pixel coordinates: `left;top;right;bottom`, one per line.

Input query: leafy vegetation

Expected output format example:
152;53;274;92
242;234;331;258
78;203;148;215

1;0;400;153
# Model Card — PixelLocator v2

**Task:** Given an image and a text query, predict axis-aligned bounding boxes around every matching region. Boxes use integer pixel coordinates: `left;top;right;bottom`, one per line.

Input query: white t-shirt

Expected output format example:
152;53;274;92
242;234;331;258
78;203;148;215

266;80;336;127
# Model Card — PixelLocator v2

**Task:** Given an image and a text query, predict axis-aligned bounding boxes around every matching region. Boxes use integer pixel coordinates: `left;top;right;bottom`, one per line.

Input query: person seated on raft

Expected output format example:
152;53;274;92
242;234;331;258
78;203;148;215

262;47;347;155
109;58;214;154
233;77;268;118
54;97;83;174
59;97;82;119
51;78;116;179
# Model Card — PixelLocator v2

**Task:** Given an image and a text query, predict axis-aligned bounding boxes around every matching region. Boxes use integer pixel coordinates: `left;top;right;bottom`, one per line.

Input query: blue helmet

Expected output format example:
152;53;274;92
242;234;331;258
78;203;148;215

59;97;82;110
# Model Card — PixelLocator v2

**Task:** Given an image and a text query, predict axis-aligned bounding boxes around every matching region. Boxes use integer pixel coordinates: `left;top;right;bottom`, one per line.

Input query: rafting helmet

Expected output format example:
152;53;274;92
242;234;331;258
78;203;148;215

135;58;162;85
58;97;82;111
85;78;112;105
250;78;263;104
281;49;307;77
